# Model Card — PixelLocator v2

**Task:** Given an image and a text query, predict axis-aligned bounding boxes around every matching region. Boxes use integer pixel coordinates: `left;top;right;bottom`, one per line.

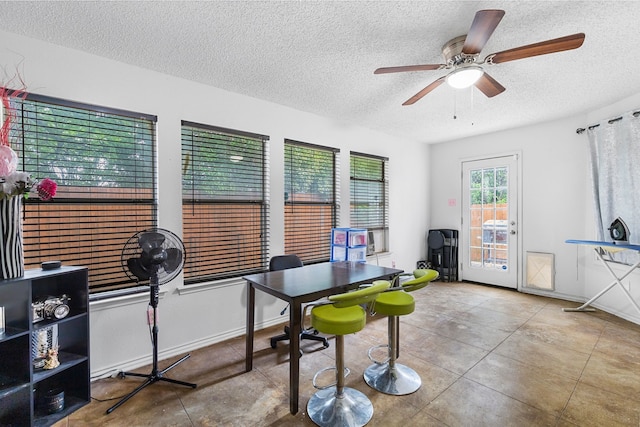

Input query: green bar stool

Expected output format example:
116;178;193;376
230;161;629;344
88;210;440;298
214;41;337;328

307;281;390;427
364;269;439;395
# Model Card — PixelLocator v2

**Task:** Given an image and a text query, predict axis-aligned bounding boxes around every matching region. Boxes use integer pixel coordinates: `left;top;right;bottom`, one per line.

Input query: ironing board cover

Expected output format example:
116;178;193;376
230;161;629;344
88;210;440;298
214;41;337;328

565;239;640;253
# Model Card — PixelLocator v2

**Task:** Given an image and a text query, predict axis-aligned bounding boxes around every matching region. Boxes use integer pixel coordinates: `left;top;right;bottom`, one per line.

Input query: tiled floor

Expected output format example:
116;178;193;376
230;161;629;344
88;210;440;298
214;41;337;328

58;281;640;426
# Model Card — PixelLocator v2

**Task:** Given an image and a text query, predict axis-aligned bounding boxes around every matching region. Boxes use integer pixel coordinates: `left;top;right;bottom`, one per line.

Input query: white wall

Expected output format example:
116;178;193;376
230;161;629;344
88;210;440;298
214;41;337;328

430;95;640;325
0;31;431;378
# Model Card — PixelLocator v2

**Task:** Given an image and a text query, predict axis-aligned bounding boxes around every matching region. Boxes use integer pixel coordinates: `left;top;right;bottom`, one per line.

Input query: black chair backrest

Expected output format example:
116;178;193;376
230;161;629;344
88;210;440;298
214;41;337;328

269;255;303;272
428;230;445;250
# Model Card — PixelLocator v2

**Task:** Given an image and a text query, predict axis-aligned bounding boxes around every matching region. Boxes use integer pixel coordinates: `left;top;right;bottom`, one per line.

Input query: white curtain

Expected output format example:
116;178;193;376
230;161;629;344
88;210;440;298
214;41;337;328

587;111;640;263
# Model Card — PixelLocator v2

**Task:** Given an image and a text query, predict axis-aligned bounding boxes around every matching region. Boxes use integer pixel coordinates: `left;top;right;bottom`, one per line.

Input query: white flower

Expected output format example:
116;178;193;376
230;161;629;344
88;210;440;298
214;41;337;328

0;171;35;198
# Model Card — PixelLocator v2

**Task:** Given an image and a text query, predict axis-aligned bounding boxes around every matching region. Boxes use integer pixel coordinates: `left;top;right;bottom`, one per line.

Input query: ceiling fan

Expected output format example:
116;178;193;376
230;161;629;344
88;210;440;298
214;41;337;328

375;9;585;105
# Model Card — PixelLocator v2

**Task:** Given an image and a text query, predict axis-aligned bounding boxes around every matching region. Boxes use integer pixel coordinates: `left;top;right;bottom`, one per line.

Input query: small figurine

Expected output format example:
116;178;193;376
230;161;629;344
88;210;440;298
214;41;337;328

43;348;60;370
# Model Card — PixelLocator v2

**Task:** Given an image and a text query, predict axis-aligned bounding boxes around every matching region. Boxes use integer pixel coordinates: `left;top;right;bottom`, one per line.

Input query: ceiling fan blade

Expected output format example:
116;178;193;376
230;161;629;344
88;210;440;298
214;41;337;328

374;64;445;74
402;76;446;105
462;9;505;55
474;72;506;97
486;33;585;64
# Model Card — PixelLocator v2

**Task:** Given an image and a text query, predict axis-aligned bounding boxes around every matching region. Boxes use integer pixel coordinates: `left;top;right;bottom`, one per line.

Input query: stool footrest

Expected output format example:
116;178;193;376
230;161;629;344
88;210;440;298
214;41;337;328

312;366;350;390
367;344;390;365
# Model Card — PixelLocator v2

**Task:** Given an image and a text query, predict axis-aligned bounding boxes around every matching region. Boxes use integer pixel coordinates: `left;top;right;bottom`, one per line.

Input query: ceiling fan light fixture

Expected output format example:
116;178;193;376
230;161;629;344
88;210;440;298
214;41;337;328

446;66;484;89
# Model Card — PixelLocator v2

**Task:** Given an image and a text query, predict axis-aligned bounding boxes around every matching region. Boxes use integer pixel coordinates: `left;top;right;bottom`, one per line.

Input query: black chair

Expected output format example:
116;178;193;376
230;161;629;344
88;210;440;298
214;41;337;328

427;230;445;280
269;255;330;350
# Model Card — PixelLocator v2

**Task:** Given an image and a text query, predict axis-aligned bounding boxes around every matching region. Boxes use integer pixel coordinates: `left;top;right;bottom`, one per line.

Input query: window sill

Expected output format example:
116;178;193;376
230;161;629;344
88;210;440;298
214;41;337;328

367;251;392;260
177;277;245;295
90;287;167;312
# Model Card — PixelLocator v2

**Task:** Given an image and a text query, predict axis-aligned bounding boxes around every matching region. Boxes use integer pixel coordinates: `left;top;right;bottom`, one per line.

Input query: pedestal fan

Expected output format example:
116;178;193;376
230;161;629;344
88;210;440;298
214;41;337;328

106;228;196;415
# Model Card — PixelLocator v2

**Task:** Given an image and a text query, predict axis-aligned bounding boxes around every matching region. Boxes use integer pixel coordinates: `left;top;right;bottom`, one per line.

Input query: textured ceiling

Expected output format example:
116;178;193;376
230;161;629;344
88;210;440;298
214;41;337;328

1;1;639;144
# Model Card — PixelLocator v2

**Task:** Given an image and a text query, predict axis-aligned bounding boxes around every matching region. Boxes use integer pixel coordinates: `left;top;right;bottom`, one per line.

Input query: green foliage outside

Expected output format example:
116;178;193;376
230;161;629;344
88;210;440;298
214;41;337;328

182;127;264;199
284;143;334;203
470;167;508;205
350;155;385;229
13;100;155;191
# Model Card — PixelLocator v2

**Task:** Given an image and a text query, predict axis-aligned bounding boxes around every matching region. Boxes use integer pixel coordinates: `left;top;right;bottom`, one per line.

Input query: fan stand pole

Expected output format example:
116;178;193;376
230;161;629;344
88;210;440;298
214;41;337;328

106;283;197;415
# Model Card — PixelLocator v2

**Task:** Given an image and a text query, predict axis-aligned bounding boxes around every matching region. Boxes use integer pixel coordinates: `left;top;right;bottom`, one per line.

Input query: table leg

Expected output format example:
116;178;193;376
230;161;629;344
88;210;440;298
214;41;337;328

245;282;255;372
289;302;302;414
563;249;640;314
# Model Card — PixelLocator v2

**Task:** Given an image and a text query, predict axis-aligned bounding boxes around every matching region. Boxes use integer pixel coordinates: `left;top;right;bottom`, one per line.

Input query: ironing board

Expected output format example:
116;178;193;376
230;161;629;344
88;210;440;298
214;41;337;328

564;239;640;314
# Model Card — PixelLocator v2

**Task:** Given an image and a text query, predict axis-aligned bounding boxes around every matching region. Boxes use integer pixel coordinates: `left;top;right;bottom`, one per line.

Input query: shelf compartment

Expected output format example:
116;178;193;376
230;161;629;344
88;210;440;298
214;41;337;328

33;361;90;426
34;394;88;427
0;325;30;343
32;312;87;331
0;383;30;425
0;334;30;389
33;352;88;383
0;379;29;400
31;267;89;315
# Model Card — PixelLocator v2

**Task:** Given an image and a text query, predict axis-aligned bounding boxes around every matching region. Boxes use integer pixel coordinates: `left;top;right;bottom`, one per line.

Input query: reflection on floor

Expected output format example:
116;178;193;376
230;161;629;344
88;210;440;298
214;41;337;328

57;281;640;426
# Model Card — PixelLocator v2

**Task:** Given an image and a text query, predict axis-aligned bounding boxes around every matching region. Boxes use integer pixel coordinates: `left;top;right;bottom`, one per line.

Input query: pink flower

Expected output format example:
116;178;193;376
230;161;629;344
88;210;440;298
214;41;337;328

0;174;58;200
36;178;57;201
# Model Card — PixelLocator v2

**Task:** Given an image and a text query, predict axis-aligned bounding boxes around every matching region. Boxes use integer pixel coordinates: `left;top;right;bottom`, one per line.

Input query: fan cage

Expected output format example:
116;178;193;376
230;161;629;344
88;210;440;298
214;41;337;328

121;227;186;286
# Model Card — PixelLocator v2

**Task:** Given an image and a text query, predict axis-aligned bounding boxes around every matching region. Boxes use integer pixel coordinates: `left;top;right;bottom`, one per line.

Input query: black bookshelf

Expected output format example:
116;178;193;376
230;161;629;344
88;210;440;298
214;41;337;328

0;266;89;426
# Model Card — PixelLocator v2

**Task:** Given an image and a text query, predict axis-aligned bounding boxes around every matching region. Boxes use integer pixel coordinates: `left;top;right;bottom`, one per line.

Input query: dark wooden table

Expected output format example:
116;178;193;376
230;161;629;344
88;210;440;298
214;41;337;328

244;261;402;414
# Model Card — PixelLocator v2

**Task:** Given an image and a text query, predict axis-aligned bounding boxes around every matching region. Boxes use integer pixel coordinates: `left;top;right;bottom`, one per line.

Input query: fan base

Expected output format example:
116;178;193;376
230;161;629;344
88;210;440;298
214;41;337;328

106;353;196;414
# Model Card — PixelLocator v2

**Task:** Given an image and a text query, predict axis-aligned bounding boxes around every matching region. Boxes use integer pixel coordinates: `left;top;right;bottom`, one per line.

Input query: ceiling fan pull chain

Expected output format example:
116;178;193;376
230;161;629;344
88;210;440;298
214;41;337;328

453;92;457;120
470;87;475;126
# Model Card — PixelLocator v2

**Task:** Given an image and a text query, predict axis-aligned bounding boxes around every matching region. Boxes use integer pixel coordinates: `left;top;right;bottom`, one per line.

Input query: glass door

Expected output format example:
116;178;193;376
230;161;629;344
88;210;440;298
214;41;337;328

462;155;519;288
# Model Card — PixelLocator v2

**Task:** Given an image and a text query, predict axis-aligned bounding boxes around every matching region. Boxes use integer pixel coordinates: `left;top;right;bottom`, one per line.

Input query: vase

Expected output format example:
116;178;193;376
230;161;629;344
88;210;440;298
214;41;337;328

0;196;24;280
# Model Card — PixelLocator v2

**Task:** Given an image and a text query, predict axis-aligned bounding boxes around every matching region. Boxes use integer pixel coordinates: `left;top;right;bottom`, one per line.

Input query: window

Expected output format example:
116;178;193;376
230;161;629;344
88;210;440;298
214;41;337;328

350;152;388;253
181;122;269;283
284;140;339;262
12;94;157;294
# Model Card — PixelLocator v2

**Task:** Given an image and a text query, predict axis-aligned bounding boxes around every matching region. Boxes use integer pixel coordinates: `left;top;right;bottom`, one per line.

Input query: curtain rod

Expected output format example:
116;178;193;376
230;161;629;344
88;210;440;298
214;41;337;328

576;110;640;134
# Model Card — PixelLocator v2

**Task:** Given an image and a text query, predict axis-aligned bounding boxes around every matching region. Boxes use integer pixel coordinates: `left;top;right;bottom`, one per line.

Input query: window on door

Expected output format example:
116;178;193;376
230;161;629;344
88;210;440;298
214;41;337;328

469;166;508;269
284;139;339;263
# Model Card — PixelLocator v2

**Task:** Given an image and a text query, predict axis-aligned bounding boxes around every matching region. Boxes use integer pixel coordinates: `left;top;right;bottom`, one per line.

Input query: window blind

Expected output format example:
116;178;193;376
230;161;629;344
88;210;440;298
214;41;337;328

12;94;157;294
350;152;389;252
181;121;269;283
284;139;338;263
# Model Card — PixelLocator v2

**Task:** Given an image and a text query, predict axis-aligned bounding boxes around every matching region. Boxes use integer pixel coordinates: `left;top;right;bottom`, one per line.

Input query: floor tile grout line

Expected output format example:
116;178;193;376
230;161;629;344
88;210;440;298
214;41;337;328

554;325;606;426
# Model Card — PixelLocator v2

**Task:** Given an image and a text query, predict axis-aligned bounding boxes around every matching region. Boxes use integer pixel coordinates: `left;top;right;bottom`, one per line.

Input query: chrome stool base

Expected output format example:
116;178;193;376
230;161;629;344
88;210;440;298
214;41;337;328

364;362;421;395
307;386;374;427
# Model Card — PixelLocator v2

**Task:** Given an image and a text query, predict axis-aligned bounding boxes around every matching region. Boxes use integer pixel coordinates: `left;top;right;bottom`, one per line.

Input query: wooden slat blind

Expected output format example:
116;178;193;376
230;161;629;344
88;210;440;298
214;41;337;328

284;140;338;263
350;152;389;252
181;122;269;283
11;94;157;294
